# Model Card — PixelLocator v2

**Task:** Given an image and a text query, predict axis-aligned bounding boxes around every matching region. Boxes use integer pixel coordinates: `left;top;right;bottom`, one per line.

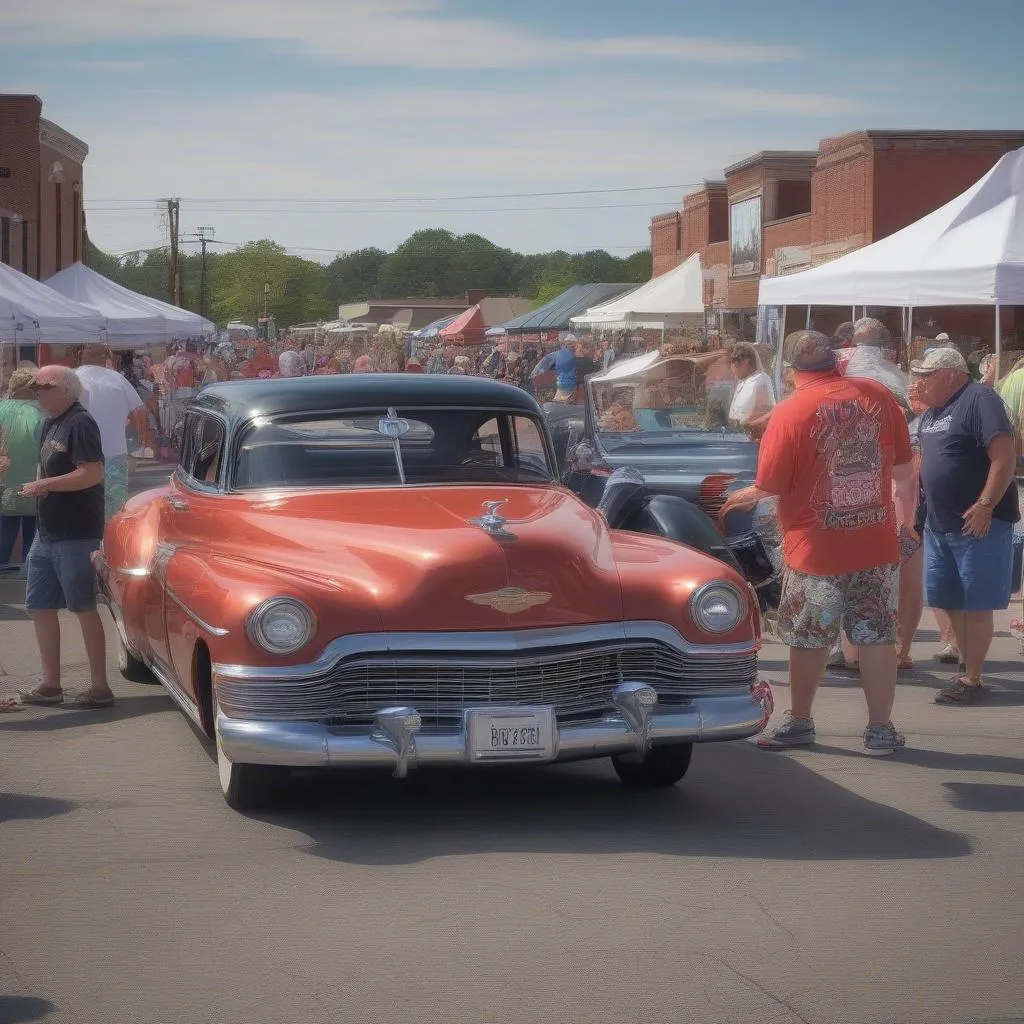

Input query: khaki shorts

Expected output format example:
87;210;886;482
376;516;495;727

776;563;899;649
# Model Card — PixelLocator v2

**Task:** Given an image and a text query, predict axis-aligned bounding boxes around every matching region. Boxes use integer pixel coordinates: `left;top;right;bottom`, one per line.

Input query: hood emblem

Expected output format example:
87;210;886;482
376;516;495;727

470;498;515;539
466;587;553;614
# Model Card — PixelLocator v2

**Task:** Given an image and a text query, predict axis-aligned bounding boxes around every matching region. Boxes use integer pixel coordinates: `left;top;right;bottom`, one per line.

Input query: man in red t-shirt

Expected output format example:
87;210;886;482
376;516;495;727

720;331;916;755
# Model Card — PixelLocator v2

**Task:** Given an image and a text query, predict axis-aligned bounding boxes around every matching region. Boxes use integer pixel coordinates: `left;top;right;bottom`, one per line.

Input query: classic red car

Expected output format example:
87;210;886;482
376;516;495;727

97;374;771;810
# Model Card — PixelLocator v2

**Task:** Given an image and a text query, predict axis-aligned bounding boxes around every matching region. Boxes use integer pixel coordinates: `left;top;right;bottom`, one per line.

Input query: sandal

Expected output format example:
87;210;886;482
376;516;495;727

16;686;64;706
0;696;27;713
60;690;116;709
897;656;914;671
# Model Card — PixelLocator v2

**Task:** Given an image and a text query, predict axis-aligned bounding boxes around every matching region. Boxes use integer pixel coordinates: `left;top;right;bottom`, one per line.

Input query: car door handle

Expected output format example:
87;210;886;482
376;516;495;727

166;497;191;512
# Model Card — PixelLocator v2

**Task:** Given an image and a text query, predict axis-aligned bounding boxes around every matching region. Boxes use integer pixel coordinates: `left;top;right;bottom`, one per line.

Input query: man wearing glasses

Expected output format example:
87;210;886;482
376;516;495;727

10;365;114;710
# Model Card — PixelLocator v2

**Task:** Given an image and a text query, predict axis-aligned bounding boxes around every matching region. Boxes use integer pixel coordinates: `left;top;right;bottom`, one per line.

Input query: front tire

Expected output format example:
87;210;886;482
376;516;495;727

612;743;693;787
118;638;157;684
216;734;289;811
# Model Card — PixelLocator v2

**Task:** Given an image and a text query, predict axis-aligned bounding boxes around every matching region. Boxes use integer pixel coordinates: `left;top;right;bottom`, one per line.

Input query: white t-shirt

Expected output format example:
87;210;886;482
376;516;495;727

76;365;144;459
729;370;775;424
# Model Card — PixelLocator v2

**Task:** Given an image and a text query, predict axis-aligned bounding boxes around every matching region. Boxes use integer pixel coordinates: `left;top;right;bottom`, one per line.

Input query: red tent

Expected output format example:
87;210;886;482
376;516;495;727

437;305;487;344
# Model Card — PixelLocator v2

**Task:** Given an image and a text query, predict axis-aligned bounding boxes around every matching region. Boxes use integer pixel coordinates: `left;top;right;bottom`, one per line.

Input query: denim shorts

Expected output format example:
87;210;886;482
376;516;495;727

25;537;101;613
924;519;1013;611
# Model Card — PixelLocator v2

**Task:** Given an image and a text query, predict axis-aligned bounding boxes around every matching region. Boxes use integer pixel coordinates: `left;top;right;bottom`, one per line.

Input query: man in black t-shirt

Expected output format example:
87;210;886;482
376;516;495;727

13;365;115;709
912;347;1019;706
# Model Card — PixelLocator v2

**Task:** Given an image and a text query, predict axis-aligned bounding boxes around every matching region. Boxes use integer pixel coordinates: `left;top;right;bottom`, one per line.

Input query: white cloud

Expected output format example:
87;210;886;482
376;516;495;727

7;0;800;70
74;81;870;258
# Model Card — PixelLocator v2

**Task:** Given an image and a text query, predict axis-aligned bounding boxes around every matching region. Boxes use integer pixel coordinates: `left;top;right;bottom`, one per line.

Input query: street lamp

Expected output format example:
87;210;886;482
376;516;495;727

263;281;270;316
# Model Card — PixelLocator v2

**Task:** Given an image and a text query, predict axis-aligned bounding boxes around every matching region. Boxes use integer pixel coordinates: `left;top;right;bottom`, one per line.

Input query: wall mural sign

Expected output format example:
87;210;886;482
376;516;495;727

730;196;762;277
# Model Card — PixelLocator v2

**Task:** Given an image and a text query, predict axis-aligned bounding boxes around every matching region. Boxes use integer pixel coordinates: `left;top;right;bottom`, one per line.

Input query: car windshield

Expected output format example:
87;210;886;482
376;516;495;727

232;407;553;489
589;347;778;449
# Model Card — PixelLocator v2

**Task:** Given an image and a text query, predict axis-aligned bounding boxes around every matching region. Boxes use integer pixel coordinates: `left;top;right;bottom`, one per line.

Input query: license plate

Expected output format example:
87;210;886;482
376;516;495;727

466;706;556;762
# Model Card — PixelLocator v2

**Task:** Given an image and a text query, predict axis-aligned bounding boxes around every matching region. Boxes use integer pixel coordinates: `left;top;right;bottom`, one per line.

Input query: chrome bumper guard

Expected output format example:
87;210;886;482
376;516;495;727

216;682;773;776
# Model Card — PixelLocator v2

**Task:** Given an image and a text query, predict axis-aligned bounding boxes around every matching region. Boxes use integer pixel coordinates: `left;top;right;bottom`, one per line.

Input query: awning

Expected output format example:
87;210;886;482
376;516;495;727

494;283;638;333
0;261;106;345
437;305;486;343
571;255;703;328
45;262;214;347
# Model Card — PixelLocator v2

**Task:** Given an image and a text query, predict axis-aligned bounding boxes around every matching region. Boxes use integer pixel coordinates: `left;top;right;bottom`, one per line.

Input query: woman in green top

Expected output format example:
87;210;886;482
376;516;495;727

0;368;44;571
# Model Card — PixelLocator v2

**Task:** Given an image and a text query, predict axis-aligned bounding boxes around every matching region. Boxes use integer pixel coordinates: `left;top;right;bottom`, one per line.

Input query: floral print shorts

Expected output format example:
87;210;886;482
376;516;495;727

776;563;899;649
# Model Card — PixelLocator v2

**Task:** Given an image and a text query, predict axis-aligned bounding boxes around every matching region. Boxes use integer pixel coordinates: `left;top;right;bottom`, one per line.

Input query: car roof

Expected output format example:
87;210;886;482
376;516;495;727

192;373;544;425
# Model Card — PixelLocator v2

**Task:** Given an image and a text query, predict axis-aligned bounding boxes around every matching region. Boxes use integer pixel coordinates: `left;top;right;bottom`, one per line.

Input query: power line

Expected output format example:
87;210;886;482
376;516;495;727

85;200;684;216
85;183;699;205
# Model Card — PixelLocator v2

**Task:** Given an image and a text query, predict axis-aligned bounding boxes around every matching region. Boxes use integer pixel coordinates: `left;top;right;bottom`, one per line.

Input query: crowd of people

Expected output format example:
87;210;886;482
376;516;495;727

0;317;1020;740
721;317;1020;755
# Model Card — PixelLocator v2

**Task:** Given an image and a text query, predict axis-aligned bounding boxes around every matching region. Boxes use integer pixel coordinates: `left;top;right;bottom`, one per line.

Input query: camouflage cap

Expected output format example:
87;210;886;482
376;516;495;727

910;347;968;375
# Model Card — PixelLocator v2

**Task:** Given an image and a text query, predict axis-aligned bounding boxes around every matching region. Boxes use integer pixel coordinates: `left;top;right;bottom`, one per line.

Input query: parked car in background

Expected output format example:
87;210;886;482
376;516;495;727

96;374;772;811
546;348;781;609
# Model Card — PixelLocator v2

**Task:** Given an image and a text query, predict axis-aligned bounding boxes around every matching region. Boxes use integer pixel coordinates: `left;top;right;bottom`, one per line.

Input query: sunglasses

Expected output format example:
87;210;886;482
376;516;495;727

30;382;59;392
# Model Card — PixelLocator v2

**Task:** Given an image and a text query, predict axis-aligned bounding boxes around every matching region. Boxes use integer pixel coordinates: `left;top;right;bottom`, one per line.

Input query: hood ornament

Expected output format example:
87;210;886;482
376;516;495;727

466;587;552;614
470;499;516;540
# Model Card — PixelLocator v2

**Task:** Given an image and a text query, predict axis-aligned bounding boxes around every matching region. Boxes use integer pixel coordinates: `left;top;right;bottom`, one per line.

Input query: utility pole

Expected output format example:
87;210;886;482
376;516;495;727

163;198;181;306
183;226;215;320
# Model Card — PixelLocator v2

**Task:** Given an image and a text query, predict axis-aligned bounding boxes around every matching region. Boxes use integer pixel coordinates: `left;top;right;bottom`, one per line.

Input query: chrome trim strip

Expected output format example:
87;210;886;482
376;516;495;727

166;586;230;637
212;621;758;683
151;659;204;729
117;565;152;578
215;690;769;769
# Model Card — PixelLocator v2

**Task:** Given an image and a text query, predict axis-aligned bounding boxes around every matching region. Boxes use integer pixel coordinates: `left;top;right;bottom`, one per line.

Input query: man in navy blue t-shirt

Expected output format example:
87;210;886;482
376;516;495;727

913;347;1019;705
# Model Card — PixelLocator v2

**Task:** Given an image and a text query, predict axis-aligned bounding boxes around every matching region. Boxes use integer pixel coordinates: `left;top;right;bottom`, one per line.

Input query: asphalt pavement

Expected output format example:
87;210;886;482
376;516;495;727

1;466;1023;1023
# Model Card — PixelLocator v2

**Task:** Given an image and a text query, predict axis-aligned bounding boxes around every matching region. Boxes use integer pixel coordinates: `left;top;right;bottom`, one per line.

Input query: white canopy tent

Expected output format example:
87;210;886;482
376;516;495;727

758;146;1024;365
0;260;106;345
46;262;214;348
570;254;703;329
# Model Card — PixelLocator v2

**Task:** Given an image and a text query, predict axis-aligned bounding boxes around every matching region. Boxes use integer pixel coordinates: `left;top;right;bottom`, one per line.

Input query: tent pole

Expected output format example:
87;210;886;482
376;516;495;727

776;306;787;393
805;305;812;330
995;304;1002;372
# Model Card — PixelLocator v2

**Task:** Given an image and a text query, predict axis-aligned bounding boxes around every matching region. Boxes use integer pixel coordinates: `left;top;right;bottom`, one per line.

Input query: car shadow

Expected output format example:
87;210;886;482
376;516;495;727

0;996;58;1024
0;792;76;824
252;740;971;866
943;782;1024;813
0;694;172;733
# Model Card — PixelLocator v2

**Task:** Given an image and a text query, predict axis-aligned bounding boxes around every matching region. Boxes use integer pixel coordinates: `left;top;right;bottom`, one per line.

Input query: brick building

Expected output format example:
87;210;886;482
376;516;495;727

0;94;88;282
651;130;1024;344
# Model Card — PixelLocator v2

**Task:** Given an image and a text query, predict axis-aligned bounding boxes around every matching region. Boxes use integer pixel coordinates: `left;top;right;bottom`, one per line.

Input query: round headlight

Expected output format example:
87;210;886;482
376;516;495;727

247;598;316;655
690;581;747;634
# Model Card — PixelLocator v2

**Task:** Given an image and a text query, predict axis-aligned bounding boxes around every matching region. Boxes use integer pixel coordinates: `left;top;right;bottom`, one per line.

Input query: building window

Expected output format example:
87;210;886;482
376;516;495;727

54;182;63;271
0;218;9;266
72;185;81;263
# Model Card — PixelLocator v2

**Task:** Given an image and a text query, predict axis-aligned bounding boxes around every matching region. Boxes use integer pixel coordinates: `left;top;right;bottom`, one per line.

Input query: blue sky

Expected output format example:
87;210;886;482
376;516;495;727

4;0;1022;262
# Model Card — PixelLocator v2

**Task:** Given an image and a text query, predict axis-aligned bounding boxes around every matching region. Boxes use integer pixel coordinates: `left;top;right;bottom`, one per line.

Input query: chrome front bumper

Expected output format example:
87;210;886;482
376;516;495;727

215;683;773;776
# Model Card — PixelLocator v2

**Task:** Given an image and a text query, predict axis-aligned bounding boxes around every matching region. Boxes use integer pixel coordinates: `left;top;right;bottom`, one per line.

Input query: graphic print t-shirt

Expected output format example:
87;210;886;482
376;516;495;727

756;373;912;576
37;402;105;542
919;381;1020;534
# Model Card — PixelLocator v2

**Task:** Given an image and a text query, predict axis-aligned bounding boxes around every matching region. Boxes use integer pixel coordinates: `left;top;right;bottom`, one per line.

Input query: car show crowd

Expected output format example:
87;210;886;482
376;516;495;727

0;318;1021;759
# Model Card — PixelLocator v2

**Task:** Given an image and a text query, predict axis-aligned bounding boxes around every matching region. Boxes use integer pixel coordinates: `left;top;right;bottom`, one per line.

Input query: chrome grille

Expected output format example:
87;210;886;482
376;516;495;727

217;639;757;725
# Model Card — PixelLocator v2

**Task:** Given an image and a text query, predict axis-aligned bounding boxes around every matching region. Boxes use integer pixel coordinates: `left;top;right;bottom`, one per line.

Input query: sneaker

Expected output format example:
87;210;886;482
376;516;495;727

934;643;961;665
934;676;986;706
757;711;816;750
863;722;906;756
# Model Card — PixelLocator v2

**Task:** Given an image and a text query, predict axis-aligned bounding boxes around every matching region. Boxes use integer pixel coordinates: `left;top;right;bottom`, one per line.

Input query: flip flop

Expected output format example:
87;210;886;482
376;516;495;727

16;687;64;706
61;691;116;709
0;697;27;713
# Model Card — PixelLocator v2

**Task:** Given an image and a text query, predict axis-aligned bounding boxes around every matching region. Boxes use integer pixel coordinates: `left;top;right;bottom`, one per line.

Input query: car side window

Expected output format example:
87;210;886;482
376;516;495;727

179;413;225;488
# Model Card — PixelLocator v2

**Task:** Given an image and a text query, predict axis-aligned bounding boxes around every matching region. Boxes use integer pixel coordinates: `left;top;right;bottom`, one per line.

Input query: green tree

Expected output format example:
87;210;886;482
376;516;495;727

323;248;388;308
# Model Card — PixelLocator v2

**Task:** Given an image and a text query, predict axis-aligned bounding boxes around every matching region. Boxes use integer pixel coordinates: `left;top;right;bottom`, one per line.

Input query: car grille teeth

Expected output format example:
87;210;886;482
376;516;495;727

216;641;757;725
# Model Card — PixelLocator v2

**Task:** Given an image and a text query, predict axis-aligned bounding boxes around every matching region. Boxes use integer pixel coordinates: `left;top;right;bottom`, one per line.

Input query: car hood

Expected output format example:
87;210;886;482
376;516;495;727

216;485;624;630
